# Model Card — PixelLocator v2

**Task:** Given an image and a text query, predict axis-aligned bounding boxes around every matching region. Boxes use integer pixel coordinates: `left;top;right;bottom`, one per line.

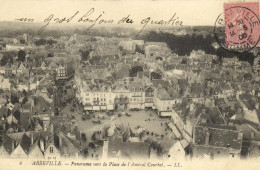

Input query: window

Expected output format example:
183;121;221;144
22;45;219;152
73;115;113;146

50;147;53;153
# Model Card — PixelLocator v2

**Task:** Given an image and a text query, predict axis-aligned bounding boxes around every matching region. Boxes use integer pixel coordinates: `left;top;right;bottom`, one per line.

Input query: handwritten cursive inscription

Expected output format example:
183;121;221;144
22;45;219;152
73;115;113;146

137;13;183;36
15;18;34;22
38;11;80;35
14;8;183;36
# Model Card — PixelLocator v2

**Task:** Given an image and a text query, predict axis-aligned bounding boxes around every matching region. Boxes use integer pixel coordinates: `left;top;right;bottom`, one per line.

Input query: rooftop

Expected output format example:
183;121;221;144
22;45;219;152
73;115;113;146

194;124;242;150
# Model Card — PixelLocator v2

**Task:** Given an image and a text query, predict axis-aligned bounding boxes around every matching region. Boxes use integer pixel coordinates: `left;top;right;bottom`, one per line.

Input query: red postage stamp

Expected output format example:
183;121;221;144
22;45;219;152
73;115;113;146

223;2;260;51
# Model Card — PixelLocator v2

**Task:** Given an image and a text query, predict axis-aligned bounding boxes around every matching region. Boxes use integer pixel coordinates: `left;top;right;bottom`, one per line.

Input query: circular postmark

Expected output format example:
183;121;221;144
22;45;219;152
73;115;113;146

214;6;260;53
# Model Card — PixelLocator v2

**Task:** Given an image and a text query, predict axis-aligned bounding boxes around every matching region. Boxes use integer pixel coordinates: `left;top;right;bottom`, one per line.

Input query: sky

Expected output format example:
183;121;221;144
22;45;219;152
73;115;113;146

0;0;229;27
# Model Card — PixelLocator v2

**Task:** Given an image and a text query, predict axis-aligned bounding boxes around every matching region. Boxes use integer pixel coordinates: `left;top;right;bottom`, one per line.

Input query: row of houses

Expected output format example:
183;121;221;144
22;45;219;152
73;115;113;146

0;130;81;159
75;73;179;113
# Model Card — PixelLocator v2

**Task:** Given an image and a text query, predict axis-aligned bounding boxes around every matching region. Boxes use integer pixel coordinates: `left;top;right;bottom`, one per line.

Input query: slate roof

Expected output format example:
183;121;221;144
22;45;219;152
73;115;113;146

19;134;31;154
33;96;52;114
157;88;172;100
214;98;226;107
1;135;14;154
194;124;242;150
60;133;80;155
128;81;144;92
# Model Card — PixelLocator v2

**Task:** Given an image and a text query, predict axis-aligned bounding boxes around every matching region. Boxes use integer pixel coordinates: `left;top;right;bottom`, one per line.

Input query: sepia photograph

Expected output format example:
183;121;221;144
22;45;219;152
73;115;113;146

0;0;259;169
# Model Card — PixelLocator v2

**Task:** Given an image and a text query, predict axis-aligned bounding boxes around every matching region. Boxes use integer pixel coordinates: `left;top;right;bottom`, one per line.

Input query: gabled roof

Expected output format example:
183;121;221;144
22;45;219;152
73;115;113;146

28;136;42;155
33;96;52;114
60;133;80;155
1;135;15;154
0;107;10;117
19;134;31;154
157;88;172;100
19;112;31;130
113;84;128;92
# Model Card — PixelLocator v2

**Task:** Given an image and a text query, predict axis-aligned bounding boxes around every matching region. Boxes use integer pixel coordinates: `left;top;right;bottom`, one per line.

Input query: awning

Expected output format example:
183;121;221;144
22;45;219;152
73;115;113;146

93;106;100;111
100;106;107;110
161;111;173;117
107;104;114;110
84;106;92;110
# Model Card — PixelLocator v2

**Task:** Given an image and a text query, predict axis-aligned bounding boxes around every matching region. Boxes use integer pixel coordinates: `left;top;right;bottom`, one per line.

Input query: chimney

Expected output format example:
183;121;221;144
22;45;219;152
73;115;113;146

102;141;109;160
31;134;34;144
50;123;54;133
236;107;244;120
202;108;206;115
251;131;255;139
201;108;207;124
205;131;210;145
59;133;62;147
12;140;15;151
44;123;47;131
238;132;243;140
40;138;45;152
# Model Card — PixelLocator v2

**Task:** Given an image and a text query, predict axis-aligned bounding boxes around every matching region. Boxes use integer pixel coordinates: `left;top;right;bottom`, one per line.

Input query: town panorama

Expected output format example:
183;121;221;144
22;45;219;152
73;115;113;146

0;23;259;161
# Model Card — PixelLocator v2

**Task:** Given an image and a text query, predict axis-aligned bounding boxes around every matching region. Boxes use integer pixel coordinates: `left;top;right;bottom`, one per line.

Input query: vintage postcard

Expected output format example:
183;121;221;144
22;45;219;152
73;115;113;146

0;0;259;169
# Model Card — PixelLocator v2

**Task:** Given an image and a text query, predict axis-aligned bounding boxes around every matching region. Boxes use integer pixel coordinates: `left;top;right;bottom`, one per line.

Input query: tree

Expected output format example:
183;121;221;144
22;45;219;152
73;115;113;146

181;58;187;64
155;57;163;61
0;52;15;66
18;50;26;62
46;39;57;46
11;94;19;104
151;72;162;79
140;30;257;65
243;73;252;81
89;55;101;65
129;66;143;77
47;53;53;57
22;97;28;105
79;49;90;61
35;39;46;46
20;39;25;44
